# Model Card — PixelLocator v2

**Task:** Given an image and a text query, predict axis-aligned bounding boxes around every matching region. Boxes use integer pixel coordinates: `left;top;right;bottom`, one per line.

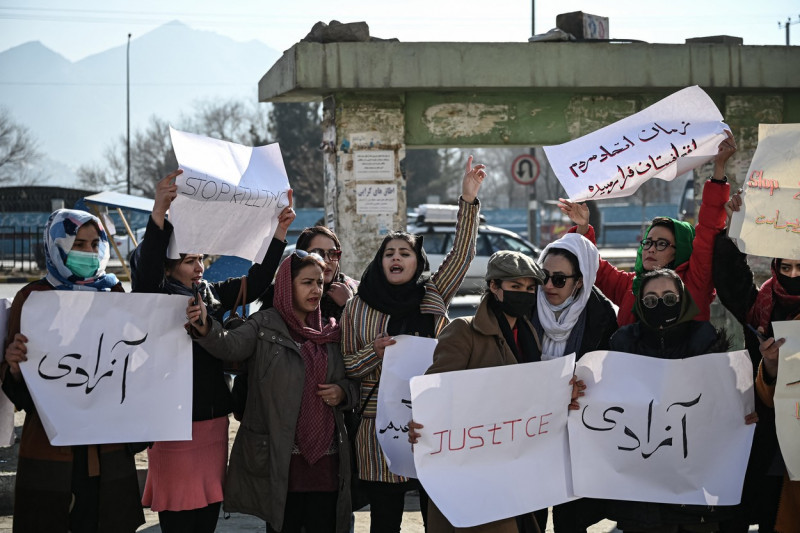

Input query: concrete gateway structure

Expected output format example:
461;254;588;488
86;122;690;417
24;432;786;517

258;39;800;275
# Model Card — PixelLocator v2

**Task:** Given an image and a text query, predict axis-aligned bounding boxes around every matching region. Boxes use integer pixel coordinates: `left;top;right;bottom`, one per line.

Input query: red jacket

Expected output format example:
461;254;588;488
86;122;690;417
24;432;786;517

570;180;729;326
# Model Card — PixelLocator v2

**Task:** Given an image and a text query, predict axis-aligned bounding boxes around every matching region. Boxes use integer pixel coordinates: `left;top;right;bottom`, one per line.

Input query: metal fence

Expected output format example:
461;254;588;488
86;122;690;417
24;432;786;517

0;225;46;273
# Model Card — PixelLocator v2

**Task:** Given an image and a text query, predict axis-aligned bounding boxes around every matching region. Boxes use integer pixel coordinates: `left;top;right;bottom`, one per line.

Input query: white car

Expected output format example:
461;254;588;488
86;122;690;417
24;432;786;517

409;204;541;294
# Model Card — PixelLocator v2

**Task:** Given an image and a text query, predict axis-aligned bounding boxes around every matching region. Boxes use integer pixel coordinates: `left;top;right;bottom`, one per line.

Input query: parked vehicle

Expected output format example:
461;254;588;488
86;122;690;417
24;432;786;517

408;204;541;294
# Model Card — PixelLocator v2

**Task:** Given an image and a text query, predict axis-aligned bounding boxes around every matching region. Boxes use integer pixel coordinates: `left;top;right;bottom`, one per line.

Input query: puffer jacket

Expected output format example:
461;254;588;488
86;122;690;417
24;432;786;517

194;308;358;533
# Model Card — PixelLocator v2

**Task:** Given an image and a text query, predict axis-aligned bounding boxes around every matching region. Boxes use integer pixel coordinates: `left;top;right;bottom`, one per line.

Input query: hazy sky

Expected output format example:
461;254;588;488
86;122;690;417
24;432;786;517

1;0;798;61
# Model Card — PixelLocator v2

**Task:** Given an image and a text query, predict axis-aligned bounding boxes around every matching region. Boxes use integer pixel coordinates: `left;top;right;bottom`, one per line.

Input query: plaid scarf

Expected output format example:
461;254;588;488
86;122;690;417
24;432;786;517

273;255;341;464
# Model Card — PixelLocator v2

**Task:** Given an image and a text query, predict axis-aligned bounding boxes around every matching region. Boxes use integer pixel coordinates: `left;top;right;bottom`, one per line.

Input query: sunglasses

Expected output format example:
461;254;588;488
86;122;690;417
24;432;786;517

541;271;580;289
307;248;342;262
640;238;674;251
642;291;680;309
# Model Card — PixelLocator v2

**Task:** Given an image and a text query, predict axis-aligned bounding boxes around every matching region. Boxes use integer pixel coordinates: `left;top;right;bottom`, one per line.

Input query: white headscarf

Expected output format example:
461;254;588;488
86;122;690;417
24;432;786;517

537;233;599;360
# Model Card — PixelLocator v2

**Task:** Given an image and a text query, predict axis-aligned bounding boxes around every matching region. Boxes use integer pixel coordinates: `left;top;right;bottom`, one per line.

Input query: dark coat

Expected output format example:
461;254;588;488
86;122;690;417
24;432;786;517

0;280;145;533
607;313;736;530
195;308;358;532
132;215;285;421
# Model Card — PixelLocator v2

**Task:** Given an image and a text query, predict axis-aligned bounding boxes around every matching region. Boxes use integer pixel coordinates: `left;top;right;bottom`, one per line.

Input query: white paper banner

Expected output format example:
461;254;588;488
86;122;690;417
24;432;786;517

0;298;15;447
376;335;437;478
771;321;800;481
410;356;575;528
544;86;728;201
168;127;291;261
569;350;755;505
728;124;800;260
19;292;193;445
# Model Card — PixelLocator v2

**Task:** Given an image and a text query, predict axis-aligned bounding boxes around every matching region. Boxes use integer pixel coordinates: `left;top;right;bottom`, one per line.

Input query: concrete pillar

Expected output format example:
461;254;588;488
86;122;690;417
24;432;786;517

321;93;407;278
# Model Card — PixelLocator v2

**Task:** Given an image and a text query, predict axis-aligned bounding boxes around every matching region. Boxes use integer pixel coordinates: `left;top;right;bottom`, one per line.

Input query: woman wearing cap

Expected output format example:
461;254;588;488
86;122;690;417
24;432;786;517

606;268;757;532
530;233;617;532
408;249;582;532
1;209;144;532
341;156;485;532
559;131;737;326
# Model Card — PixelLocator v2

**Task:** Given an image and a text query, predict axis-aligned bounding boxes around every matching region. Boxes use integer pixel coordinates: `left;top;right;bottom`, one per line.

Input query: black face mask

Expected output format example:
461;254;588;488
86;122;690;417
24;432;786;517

498;290;536;319
778;273;800;295
641;300;682;330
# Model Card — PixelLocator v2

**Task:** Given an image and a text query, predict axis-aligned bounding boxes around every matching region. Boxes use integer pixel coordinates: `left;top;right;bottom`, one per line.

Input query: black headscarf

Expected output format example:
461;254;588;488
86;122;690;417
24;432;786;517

358;233;431;320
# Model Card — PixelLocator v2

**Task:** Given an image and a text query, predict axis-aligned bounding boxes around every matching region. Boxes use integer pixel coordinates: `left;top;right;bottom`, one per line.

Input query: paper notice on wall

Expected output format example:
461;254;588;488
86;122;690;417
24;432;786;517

354;150;395;181
356;184;398;214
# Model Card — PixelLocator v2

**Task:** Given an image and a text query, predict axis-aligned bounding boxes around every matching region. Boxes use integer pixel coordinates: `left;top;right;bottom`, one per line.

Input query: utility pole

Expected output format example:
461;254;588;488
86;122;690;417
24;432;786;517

778;16;799;46
126;33;131;195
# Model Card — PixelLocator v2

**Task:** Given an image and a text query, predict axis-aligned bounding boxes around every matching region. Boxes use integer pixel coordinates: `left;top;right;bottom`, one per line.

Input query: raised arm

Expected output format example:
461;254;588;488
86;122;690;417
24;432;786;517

560;198;634;308
133;171;181;293
430;156;484;304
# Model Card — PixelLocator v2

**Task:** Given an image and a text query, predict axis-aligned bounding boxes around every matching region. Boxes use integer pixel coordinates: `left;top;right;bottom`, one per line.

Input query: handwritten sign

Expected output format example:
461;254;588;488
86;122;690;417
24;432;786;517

728;124;800;260
544;86;728;201
167;127;291;261
19;292;193;445
771;321;800;481
410;356;575;528
356;184;398;214
569;350;755;505
376;335;437;478
0;298;14;447
354;150;395;181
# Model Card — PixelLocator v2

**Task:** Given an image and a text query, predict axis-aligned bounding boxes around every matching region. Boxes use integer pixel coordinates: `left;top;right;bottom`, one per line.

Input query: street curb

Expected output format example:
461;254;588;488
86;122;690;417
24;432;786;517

0;276;41;284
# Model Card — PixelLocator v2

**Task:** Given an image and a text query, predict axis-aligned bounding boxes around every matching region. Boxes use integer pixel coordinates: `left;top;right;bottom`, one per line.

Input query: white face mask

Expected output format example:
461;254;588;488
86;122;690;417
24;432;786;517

544;284;580;313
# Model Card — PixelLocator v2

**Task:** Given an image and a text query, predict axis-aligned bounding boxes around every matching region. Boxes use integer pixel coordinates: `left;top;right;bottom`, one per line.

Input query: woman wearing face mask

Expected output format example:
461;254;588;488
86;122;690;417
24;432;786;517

530;233;617;533
186;251;357;533
341;156;485;532
712;211;800;532
408;250;585;532
1;209;145;533
606;269;757;532
132;170;296;533
559;132;737;326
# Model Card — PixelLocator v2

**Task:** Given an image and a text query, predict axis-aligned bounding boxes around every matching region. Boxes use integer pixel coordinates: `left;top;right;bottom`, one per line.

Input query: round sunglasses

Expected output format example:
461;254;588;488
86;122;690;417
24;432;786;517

541;270;580;289
642;291;680;308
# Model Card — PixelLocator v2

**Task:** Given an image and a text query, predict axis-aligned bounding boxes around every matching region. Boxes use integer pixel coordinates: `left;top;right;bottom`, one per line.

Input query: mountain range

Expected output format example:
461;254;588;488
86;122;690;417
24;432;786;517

0;21;282;188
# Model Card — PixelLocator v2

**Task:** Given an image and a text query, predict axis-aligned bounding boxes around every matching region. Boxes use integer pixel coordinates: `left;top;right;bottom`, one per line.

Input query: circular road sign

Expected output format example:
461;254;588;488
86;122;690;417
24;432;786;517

511;154;540;186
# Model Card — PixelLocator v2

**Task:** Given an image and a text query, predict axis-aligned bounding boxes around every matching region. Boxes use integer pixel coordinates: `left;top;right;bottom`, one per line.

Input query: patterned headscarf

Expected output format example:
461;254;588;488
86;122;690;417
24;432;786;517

273;253;341;464
44;209;119;291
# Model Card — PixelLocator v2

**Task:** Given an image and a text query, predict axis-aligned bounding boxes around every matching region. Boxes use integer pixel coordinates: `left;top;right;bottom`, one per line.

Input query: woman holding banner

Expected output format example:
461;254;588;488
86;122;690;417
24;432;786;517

1;209;145;532
606;268;758;532
132;170;295;533
341;156;485;532
186;250;358;533
530;232;617;532
712;203;800;532
408;249;586;532
559;132;737;327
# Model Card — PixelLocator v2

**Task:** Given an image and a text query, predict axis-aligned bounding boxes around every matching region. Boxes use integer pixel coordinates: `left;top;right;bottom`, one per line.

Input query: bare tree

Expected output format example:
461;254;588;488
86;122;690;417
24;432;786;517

0;107;41;183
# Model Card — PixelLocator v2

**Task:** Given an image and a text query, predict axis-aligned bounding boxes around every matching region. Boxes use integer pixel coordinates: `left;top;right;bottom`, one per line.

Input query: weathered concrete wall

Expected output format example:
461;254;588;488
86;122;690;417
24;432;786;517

260;42;800;102
322;93;408;277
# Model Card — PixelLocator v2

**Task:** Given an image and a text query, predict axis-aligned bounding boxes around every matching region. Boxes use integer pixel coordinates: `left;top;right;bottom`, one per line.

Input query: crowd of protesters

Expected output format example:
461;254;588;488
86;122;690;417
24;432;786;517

1;133;798;533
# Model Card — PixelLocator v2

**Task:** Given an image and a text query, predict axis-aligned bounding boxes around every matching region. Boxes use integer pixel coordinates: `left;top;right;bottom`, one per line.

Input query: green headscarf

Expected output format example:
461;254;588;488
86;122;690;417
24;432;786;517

632;217;695;296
